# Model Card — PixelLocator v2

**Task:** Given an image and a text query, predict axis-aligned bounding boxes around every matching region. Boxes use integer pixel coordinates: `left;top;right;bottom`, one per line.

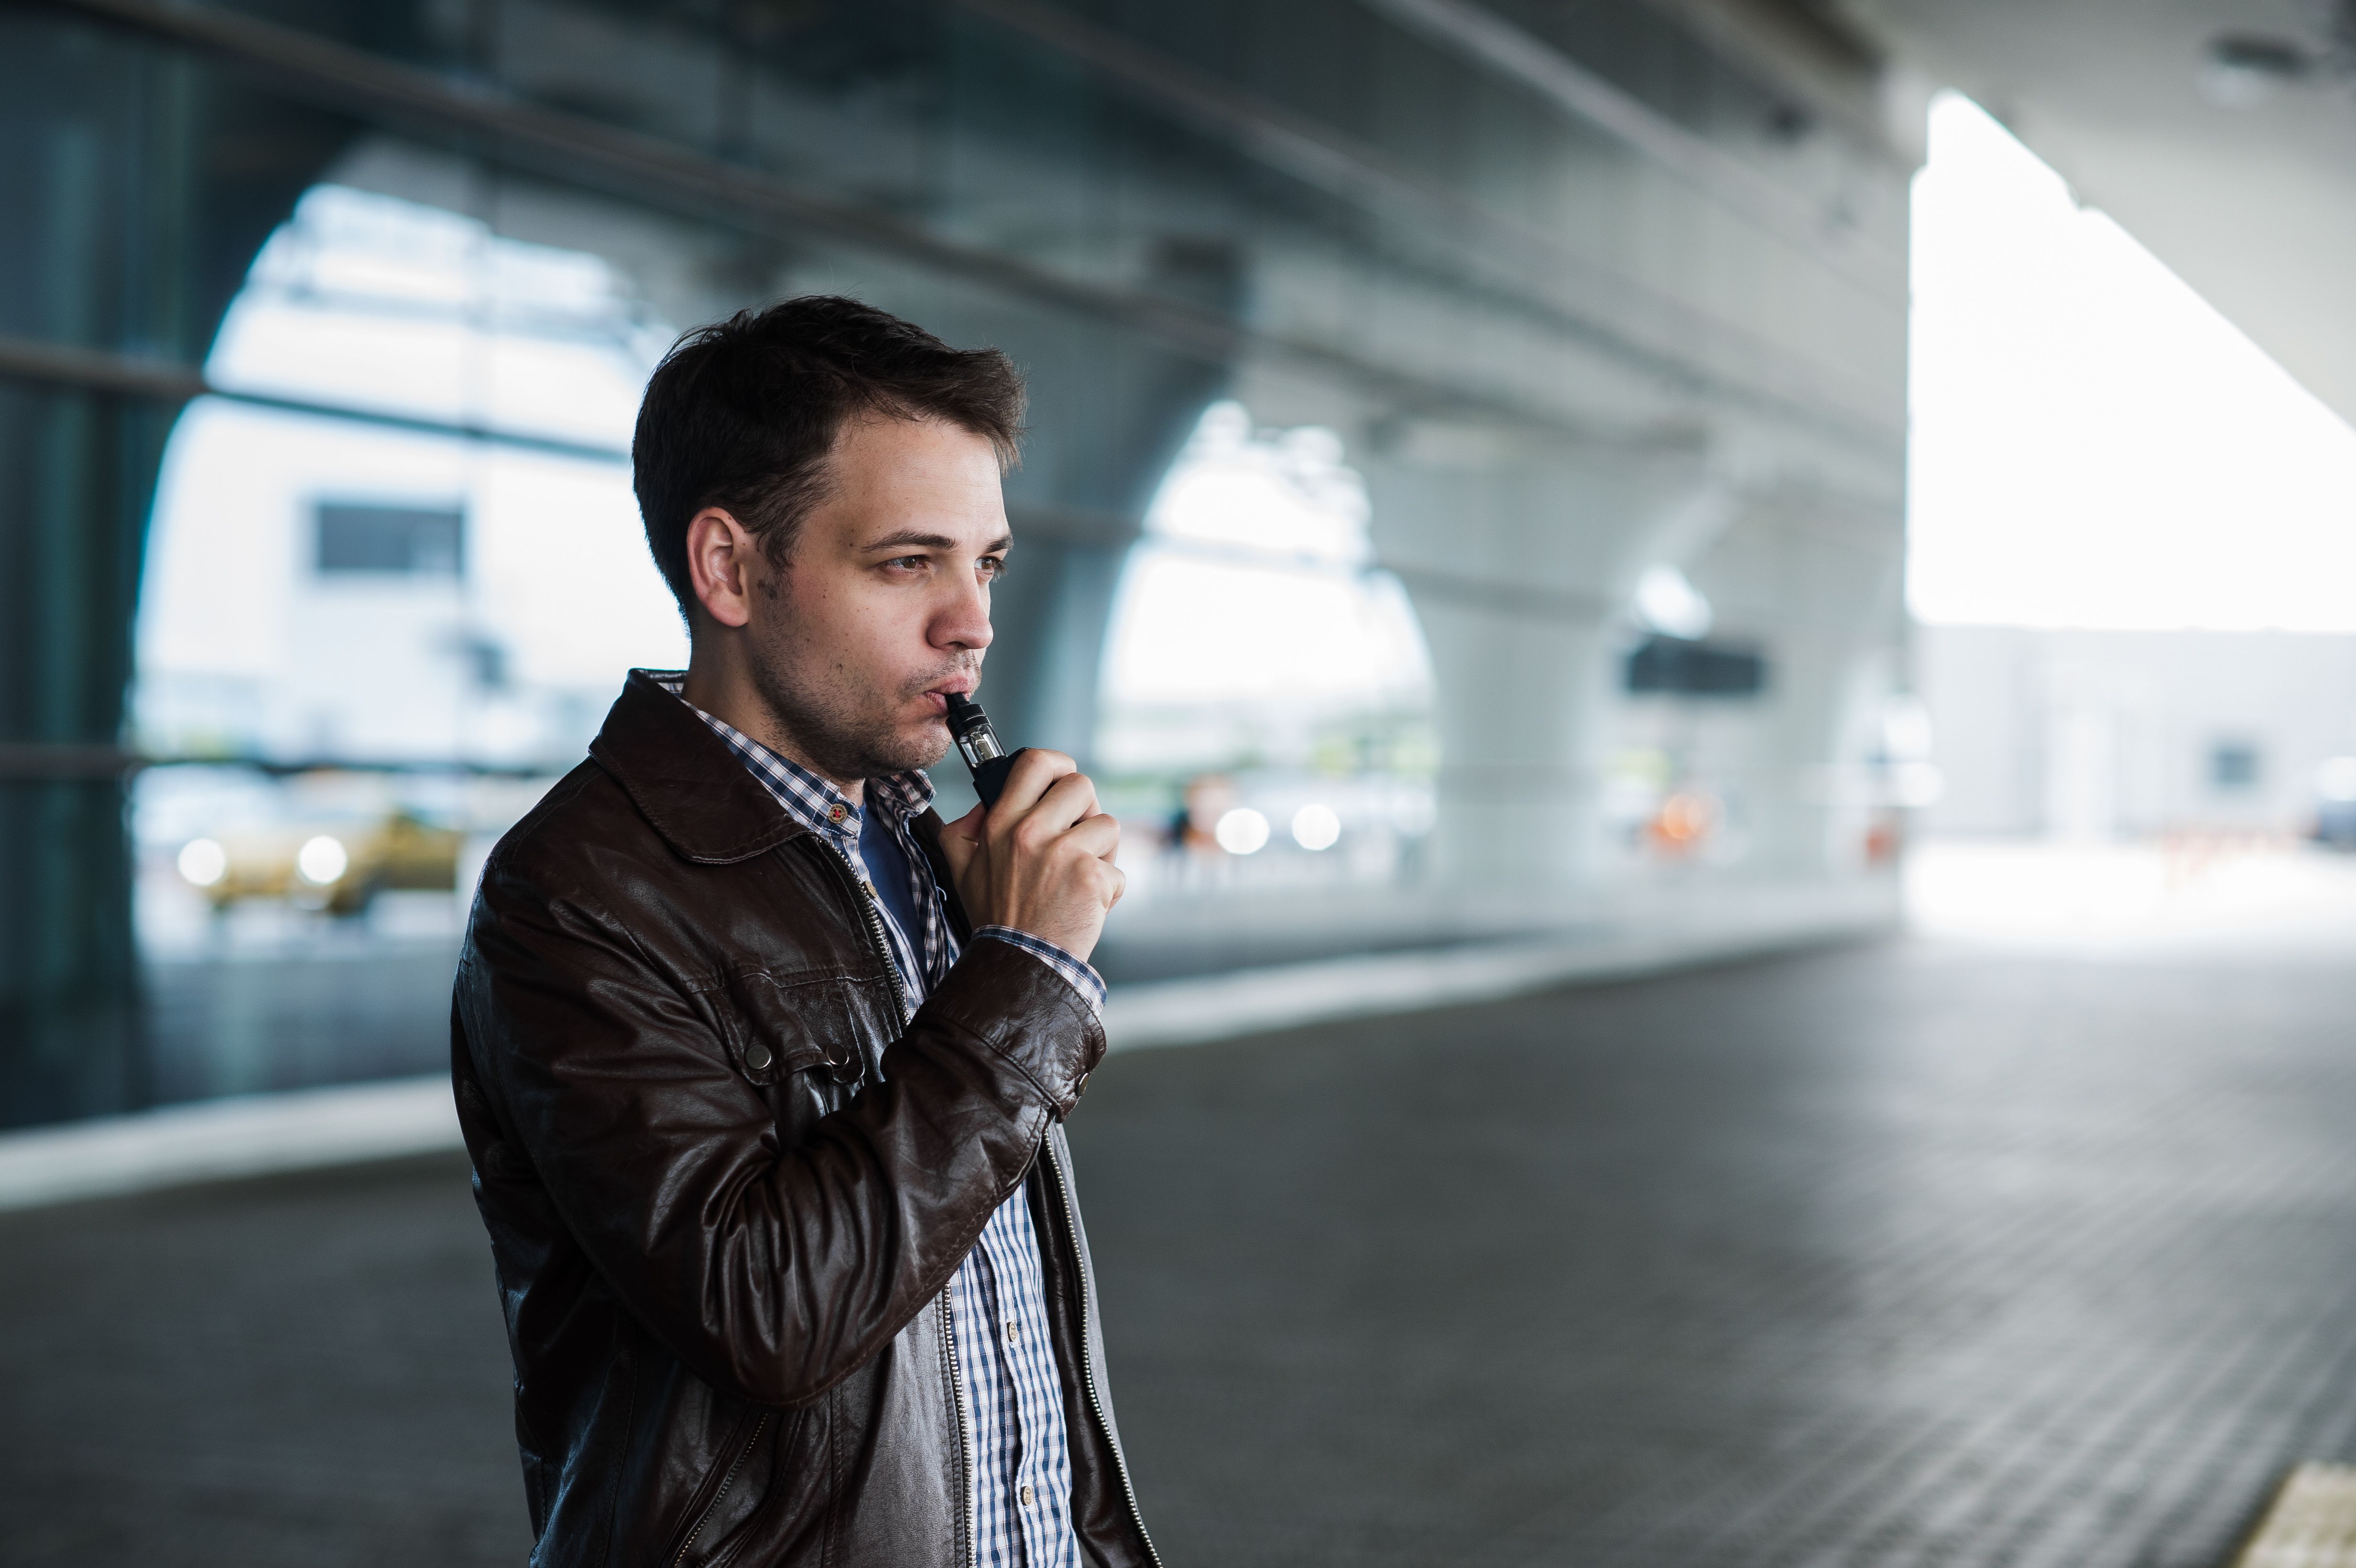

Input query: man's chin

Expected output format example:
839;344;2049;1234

874;719;954;778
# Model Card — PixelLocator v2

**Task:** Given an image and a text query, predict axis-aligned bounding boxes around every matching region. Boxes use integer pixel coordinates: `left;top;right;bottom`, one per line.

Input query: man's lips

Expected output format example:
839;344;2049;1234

919;677;977;711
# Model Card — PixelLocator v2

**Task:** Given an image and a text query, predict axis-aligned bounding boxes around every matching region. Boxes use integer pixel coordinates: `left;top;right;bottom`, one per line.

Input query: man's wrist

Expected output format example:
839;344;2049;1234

970;926;1107;1018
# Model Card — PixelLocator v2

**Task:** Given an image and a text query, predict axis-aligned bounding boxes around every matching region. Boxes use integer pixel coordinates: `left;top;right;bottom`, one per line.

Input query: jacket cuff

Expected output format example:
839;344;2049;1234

970;926;1107;1018
918;938;1107;1115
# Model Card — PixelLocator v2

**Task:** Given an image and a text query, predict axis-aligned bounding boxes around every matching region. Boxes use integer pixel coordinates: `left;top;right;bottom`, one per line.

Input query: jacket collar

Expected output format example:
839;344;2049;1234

651;671;938;847
587;668;811;865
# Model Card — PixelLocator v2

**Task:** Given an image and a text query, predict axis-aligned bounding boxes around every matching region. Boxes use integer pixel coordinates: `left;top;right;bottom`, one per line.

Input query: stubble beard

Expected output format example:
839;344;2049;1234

744;616;966;785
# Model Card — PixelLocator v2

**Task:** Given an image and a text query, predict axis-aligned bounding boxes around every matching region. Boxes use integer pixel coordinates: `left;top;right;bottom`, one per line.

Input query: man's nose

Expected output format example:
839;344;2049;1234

936;571;994;651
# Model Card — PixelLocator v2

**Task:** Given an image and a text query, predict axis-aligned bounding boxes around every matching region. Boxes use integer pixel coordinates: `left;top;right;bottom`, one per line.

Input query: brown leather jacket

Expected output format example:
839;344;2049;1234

451;670;1160;1568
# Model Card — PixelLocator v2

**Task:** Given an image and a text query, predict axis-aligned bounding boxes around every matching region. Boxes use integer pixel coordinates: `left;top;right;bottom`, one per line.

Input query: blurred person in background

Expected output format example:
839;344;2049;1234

451;297;1156;1568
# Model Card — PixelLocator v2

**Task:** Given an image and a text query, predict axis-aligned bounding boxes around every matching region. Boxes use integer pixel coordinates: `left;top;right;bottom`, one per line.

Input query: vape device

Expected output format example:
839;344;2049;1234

943;691;1027;808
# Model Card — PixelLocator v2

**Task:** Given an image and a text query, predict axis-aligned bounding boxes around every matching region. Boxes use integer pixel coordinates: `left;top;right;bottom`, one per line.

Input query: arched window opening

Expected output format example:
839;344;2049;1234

1097;402;1437;897
133;184;681;954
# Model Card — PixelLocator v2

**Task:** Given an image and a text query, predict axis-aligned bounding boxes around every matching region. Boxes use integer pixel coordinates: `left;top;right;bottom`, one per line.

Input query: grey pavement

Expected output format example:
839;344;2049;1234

9;939;2356;1565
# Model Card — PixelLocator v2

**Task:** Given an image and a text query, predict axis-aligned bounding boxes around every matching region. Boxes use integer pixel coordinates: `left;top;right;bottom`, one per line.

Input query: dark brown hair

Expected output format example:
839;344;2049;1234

631;295;1025;617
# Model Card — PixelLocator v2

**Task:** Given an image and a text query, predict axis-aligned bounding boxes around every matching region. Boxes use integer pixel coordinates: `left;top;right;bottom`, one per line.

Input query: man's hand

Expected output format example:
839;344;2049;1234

938;750;1123;962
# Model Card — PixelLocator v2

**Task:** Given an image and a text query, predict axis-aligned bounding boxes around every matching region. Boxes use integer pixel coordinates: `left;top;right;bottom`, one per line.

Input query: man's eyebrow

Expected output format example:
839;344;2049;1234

860;530;1014;554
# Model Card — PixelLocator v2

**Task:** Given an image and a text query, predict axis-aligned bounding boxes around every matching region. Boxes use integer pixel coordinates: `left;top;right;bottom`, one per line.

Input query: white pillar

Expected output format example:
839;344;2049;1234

1364;439;1714;895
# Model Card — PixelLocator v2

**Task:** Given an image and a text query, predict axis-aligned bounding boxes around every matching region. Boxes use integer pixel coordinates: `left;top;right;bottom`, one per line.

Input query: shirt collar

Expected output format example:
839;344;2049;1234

652;674;936;843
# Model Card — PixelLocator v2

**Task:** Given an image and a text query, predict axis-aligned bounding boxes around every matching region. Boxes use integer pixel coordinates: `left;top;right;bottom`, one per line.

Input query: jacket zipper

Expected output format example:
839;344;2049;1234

669;1412;768;1568
818;838;974;1563
830;820;1150;1561
1043;1140;1165;1568
818;840;910;1027
941;1279;980;1568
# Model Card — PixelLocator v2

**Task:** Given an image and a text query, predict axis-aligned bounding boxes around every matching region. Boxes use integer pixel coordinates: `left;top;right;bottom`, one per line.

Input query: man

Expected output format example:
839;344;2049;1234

452;296;1160;1568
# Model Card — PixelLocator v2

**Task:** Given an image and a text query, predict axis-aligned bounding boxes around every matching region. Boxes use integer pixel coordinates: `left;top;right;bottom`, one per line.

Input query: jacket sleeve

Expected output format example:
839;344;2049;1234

454;855;1103;1409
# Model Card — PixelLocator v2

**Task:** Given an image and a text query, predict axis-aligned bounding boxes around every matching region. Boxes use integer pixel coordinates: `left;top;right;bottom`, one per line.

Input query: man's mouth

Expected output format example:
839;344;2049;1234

920;675;977;711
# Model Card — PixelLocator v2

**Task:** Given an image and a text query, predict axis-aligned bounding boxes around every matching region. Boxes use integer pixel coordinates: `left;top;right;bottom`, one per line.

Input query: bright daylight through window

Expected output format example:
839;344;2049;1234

1907;93;2356;947
132;185;682;958
1908;94;2356;633
1096;401;1437;895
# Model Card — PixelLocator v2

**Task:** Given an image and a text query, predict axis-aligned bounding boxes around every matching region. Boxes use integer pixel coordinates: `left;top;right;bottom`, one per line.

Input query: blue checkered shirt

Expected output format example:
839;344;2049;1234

661;676;1096;1568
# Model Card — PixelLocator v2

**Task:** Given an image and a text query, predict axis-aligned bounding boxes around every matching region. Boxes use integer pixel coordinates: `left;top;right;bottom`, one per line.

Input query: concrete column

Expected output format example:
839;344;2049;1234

1407;594;1620;891
1363;437;1714;894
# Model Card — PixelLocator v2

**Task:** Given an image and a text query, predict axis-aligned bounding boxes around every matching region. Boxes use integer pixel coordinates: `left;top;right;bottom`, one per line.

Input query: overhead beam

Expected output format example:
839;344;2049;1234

29;0;1662;449
946;0;1901;443
0;336;207;403
1385;562;1621;623
0;334;633;464
1354;0;1903;292
0;742;583;780
1632;0;1896;158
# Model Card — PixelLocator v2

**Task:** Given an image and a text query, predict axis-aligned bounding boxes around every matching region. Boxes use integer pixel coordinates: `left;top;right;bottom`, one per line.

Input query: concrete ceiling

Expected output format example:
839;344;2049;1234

1844;0;2356;425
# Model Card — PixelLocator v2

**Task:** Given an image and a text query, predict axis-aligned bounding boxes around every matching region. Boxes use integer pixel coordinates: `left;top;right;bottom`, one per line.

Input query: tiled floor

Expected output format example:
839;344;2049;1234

8;938;2356;1566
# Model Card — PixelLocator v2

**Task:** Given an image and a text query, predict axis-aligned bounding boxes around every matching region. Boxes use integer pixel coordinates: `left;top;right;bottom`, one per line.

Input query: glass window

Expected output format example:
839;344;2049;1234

315;504;465;576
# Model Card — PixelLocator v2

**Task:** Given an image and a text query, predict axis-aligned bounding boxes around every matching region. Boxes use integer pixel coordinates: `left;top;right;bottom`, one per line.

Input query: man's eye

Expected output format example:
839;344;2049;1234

888;555;928;570
979;557;1007;579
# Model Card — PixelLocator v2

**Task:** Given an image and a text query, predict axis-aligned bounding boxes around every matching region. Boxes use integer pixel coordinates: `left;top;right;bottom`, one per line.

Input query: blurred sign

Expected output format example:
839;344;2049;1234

1624;635;1767;697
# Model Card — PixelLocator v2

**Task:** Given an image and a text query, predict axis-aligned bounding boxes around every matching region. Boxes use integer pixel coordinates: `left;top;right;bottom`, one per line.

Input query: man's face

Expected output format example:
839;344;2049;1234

742;414;1006;782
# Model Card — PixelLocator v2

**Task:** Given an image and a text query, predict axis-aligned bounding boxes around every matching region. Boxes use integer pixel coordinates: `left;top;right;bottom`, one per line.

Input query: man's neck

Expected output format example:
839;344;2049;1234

680;649;867;806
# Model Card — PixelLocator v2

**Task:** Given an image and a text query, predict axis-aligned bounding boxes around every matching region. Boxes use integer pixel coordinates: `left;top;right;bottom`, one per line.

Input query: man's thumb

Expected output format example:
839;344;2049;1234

937;803;985;866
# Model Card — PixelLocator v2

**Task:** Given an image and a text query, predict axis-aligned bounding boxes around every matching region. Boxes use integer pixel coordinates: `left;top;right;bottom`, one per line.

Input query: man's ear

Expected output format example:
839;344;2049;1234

684;507;760;629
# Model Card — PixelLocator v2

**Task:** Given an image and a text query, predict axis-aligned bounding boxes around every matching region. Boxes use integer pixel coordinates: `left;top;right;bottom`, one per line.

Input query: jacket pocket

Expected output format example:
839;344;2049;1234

659;1400;788;1568
718;967;864;1089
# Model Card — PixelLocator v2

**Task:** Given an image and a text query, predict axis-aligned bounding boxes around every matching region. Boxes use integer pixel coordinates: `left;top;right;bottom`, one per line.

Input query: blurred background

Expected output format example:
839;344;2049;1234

7;0;2356;1564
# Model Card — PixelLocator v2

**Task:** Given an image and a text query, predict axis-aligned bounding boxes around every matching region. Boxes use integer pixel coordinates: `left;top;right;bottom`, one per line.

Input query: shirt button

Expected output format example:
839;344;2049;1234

827;802;847;824
1019;1483;1034;1508
1005;1319;1018;1345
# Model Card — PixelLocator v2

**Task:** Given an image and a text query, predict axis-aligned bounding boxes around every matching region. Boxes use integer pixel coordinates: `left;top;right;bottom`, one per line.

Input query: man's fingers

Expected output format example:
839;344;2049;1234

995;770;1100;847
966;752;1125;942
987;749;1078;819
1060;811;1119;863
1032;772;1101;832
